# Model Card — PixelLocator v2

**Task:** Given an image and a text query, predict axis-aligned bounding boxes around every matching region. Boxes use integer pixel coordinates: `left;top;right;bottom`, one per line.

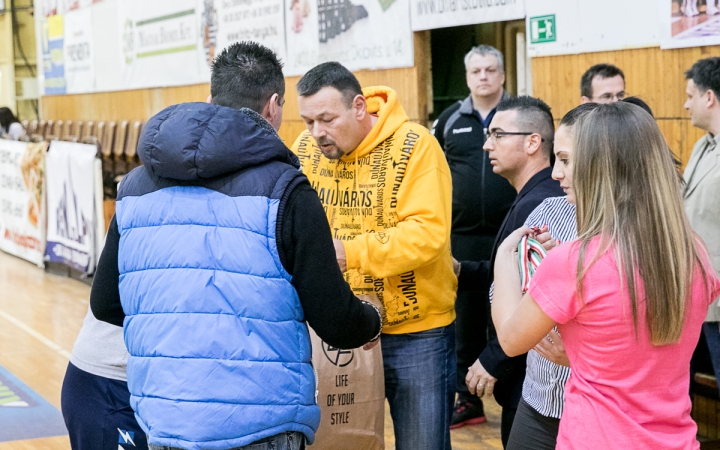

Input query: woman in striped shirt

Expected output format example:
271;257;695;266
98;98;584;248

504;103;592;450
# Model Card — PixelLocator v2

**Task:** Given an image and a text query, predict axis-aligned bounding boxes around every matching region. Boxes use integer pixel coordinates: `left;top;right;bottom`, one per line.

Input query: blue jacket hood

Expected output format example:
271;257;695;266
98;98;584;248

137;102;299;180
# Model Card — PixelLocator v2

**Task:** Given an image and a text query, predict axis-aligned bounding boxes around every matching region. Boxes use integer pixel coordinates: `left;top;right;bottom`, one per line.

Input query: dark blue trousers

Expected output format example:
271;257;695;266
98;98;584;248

61;362;148;450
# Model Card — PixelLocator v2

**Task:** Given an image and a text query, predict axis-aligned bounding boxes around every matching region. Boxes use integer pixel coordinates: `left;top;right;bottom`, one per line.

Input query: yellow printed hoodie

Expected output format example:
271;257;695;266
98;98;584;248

291;86;456;334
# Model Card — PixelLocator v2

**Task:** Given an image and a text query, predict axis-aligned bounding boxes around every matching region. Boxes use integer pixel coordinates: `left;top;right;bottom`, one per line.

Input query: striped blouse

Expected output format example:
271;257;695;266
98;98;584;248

490;196;577;419
523;196;577;418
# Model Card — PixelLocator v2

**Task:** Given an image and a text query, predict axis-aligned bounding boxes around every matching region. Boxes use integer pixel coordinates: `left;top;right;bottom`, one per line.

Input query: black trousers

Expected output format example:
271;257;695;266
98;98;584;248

506;399;560;450
61;362;149;450
501;406;518;448
452;233;495;397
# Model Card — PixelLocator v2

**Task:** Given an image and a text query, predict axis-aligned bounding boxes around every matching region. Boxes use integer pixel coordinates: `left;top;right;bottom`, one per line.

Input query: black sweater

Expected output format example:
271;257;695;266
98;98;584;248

458;167;564;409
91;181;381;350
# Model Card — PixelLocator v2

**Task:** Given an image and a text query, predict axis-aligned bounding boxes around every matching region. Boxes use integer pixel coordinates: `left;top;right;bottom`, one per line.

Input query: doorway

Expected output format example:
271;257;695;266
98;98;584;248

429;19;530;121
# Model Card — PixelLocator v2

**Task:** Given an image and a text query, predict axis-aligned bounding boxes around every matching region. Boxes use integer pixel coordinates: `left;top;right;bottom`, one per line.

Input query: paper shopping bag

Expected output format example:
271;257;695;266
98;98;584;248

309;296;385;450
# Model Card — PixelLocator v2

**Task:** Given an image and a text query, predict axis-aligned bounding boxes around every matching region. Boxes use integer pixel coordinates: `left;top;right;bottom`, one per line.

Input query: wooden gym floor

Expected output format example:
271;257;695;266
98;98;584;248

0;250;502;449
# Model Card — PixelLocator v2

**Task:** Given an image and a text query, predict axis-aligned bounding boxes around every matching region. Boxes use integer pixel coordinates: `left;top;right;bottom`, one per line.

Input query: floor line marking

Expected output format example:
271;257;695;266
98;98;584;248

0;309;72;359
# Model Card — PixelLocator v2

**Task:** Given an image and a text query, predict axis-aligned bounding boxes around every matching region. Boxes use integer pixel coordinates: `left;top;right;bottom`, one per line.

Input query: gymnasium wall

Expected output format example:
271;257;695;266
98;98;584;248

531;45;720;168
40;32;431;147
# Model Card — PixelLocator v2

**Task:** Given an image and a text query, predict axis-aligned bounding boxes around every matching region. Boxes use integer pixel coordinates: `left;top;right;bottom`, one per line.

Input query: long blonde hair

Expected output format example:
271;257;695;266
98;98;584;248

573;102;706;345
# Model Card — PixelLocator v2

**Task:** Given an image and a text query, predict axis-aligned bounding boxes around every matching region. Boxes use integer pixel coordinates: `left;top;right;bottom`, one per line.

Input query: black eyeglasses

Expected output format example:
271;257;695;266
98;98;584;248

485;131;544;143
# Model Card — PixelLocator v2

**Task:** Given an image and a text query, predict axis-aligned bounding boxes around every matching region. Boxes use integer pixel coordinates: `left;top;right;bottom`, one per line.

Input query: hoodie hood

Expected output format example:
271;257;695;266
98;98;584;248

137;102;299;181
340;86;409;162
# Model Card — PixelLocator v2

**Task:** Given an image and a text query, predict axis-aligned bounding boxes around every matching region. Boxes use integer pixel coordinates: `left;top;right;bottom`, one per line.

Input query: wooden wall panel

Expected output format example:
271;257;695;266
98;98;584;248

532;45;720;168
41;32;432;147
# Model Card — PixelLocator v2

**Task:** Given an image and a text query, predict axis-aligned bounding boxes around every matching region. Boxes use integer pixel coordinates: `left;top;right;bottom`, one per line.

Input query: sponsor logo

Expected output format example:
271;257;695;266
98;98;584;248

322;343;354;367
452;127;472;134
118;429;136;447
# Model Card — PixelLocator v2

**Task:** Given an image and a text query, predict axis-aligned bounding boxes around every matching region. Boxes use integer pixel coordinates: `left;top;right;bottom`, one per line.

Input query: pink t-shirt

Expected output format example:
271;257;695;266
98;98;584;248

529;238;720;450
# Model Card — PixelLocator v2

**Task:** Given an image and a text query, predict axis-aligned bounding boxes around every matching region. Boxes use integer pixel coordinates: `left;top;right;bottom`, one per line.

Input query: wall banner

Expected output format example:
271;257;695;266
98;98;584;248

36;0;416;93
119;0;209;90
0;140;48;267
660;0;720;49
63;8;96;93
45;141;98;274
284;0;414;75
41;14;67;95
410;0;525;31
208;0;287;67
525;0;659;57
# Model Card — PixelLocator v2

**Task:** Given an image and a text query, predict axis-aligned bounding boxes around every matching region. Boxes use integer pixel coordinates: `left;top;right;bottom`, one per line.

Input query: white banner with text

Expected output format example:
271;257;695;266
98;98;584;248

411;0;524;31
0;140;48;267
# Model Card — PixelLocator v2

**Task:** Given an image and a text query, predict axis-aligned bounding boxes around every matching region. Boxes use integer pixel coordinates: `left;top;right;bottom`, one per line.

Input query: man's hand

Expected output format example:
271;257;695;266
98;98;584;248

333;239;347;272
465;359;497;398
534;329;570;367
452;257;461;277
363;339;380;351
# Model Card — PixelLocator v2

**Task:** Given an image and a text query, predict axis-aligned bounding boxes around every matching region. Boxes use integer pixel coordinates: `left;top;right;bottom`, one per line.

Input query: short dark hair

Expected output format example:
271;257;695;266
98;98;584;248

622;97;654;118
496;96;555;158
685;57;720;100
296;62;363;107
580;64;625;98
210;42;285;113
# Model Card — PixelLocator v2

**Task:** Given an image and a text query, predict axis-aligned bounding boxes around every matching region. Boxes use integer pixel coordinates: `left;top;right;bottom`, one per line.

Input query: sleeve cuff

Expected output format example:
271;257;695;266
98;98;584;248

343;239;362;270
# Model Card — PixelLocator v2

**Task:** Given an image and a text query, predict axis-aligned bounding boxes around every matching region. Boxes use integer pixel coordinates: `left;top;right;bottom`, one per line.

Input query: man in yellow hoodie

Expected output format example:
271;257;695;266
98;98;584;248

292;62;457;450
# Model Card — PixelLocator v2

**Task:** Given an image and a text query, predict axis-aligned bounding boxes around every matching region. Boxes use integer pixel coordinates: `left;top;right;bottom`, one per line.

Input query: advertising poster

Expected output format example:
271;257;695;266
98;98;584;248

284;0;414;75
411;0;525;31
0;140;48;267
63;8;96;93
203;0;287;67
45;141;98;274
41;14;66;95
119;0;207;89
661;0;720;48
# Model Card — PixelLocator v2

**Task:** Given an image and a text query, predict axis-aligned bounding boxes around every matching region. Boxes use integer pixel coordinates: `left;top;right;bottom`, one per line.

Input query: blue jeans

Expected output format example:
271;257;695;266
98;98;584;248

148;431;305;450
382;323;456;450
703;322;720;387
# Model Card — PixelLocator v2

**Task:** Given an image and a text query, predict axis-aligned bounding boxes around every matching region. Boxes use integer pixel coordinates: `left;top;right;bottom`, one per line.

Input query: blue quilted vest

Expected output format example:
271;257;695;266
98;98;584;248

115;103;320;449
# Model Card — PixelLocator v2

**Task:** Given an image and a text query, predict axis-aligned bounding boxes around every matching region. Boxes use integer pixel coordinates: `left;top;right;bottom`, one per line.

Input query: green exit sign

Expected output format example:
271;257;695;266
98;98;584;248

530;15;556;44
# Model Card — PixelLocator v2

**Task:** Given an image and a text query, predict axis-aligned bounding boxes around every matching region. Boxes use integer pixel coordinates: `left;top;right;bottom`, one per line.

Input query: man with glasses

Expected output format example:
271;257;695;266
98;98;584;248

431;44;517;430
580;64;626;104
454;96;563;448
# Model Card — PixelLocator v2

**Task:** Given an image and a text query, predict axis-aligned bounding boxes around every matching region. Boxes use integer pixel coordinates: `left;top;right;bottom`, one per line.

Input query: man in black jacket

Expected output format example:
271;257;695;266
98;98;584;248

431;44;517;429
456;96;563;448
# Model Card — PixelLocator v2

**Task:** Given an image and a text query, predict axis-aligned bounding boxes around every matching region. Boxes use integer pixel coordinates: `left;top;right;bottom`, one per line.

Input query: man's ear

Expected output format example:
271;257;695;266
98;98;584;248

206;95;213;104
580;96;591;104
706;89;718;109
352;95;368;121
526;134;544;156
261;93;282;131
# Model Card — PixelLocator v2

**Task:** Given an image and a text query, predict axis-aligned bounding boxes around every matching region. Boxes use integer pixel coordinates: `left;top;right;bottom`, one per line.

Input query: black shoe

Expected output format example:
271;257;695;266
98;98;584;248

450;396;487;429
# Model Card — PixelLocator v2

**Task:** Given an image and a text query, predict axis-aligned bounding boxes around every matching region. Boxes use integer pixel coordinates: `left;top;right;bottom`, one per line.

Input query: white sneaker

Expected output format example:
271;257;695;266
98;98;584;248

707;3;720;15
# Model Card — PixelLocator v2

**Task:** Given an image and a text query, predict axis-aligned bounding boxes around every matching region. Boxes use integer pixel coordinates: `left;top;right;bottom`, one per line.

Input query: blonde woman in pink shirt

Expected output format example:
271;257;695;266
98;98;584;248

491;101;720;450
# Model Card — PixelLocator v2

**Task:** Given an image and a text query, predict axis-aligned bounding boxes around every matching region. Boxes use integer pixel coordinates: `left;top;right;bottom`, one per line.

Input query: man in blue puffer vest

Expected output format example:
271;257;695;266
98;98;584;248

91;42;382;450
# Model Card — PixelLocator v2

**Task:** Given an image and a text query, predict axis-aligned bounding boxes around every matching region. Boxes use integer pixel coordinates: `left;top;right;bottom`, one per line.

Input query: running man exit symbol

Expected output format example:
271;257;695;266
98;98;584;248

530;15;556;44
